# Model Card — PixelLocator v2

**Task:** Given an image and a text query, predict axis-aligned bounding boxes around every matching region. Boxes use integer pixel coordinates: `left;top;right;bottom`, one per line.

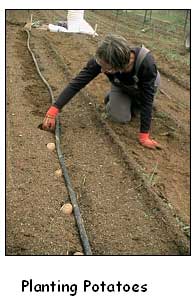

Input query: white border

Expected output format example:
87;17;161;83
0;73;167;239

1;2;193;302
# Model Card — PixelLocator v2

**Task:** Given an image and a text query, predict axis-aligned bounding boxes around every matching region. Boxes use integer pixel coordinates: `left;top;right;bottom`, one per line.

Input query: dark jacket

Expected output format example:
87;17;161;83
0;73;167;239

54;47;158;132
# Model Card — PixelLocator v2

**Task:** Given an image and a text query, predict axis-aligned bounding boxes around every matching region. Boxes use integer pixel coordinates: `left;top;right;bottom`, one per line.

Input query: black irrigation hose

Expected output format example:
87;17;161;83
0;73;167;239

25;29;92;255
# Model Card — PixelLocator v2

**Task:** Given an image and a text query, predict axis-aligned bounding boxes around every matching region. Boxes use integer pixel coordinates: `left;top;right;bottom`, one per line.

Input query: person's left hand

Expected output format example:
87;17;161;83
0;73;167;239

139;133;162;149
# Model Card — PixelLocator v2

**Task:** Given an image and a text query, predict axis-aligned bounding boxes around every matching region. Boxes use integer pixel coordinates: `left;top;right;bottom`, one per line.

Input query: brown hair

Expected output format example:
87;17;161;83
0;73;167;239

95;34;131;69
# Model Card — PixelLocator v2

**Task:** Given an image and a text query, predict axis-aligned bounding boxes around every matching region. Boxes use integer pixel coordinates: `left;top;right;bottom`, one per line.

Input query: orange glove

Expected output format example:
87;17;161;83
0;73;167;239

42;106;59;131
139;133;161;149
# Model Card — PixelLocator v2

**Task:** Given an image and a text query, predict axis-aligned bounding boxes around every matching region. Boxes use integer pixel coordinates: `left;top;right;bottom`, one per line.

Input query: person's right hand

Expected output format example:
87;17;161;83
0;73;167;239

42;106;59;131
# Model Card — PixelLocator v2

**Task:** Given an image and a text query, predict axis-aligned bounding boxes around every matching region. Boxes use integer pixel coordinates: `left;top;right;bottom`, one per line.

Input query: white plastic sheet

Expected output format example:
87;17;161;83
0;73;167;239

48;10;98;36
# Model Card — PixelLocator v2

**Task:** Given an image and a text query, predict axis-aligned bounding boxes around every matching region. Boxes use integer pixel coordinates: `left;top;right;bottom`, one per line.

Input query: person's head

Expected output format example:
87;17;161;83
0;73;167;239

95;34;133;73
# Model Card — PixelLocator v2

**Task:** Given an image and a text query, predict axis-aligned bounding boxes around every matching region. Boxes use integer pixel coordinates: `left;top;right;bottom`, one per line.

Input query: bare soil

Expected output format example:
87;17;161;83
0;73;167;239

6;10;190;255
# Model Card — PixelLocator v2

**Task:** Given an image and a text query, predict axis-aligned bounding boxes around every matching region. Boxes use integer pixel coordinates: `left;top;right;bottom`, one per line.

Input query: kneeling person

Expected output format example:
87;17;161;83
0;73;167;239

42;34;161;149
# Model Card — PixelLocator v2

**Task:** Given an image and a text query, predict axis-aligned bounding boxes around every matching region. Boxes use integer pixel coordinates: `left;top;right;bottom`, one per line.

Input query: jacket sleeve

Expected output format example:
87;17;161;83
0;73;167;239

138;53;157;133
54;58;101;109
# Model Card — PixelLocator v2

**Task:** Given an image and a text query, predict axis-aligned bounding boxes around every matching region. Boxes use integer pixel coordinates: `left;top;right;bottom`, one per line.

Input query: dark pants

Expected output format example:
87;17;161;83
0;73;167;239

105;84;132;123
105;72;160;123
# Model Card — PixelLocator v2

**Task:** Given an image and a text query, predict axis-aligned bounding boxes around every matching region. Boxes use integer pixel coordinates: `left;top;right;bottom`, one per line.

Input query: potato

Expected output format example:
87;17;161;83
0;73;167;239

55;169;63;177
47;142;55;151
60;203;73;215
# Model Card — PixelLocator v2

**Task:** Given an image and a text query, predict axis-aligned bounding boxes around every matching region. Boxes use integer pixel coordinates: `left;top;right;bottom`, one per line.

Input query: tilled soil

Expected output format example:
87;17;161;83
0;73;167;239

6;10;190;255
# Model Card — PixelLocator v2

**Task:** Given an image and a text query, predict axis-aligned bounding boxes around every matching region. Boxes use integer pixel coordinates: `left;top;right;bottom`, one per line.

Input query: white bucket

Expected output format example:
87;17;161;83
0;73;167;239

67;10;84;32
